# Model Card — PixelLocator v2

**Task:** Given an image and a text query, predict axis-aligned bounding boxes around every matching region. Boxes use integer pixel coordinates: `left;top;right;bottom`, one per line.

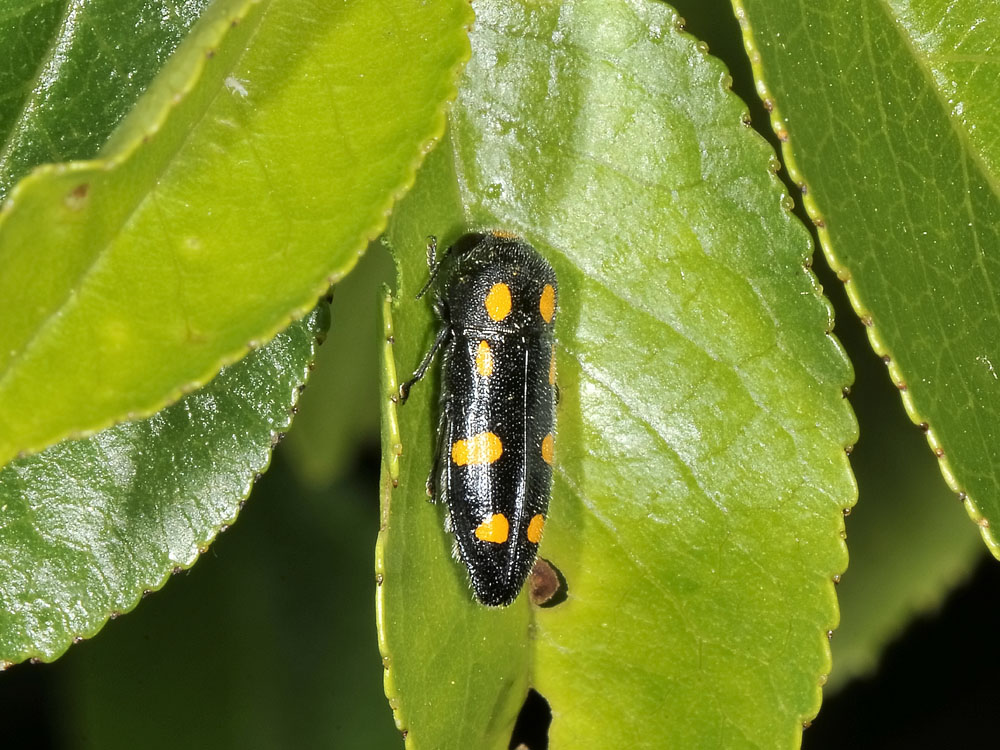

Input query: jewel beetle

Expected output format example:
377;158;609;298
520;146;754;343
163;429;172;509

400;231;558;607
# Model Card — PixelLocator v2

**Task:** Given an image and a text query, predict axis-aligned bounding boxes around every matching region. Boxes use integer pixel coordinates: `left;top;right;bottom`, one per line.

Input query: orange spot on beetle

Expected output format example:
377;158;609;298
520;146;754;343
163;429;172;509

475;513;510;543
541;433;554;465
452;432;503;466
539;284;556;323
475;340;494;377
527;514;545;544
485;283;512;322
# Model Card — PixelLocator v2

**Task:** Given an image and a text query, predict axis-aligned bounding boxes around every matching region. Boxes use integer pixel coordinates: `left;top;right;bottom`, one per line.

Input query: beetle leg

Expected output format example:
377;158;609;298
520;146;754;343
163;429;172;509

399;324;450;402
426;396;451;502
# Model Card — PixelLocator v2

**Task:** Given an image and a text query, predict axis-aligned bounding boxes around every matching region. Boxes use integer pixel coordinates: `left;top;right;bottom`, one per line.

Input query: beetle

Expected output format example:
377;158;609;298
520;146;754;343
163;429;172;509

400;231;558;607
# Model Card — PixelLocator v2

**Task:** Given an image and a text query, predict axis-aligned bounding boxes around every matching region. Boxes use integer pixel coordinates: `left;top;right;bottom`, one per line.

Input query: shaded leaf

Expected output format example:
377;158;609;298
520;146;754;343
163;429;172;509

0;303;328;665
734;0;1000;552
378;0;857;747
0;0;212;199
54;460;398;750
284;244;395;488
827;304;983;691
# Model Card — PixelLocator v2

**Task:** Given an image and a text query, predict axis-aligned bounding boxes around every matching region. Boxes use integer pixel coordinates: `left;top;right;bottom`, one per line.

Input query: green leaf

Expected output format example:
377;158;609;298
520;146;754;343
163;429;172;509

54;460;399;749
0;0;212;199
283;243;395;488
826;313;982;692
379;278;533;750
0;302;328;666
377;1;857;747
0;0;472;467
734;2;1000;553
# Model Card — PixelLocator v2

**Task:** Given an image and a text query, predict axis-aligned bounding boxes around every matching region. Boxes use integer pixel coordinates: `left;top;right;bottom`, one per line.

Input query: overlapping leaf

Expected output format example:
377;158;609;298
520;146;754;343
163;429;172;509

0;303;328;665
0;0;472;467
55;462;399;748
0;0;213;199
735;0;1000;552
378;1;857;747
826;314;983;692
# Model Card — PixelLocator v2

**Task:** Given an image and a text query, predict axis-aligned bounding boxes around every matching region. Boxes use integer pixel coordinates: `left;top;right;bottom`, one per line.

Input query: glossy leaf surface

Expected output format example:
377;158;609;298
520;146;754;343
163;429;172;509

0;0;212;199
735;0;1000;553
0;304;328;665
378;1;857;747
0;0;471;467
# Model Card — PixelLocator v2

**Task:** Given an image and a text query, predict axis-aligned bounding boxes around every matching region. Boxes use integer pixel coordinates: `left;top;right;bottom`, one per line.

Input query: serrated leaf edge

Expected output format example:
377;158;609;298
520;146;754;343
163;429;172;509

375;288;410;741
678;5;859;741
731;2;1000;564
0;0;473;468
0;306;329;669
